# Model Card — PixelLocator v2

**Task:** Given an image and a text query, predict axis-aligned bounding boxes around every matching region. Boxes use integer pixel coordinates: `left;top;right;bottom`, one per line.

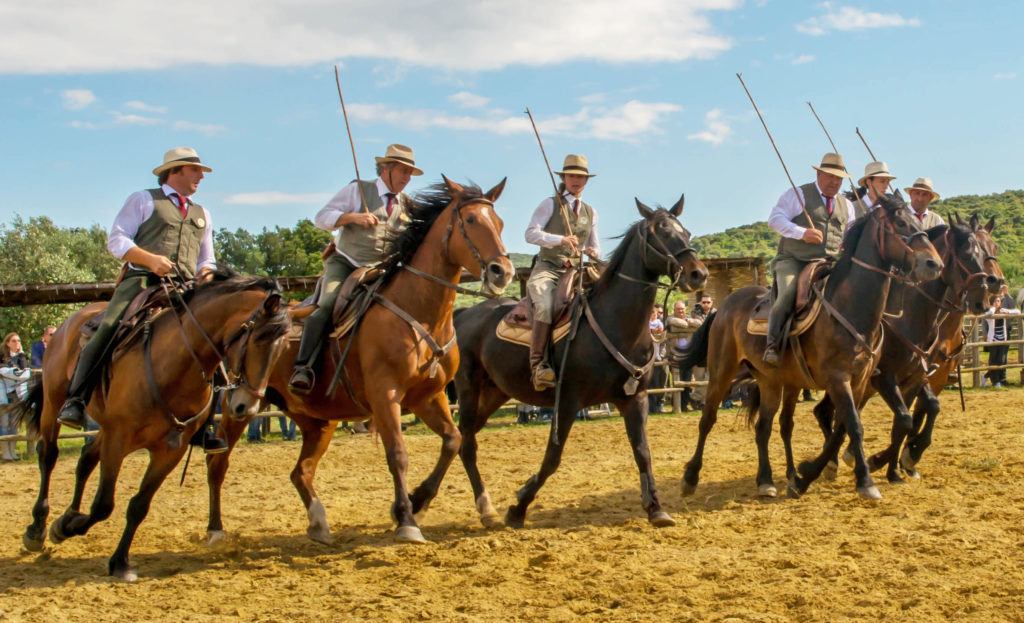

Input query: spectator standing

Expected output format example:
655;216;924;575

1;332;31;460
984;296;1020;387
30;326;56;369
666;301;703;410
648;306;667;414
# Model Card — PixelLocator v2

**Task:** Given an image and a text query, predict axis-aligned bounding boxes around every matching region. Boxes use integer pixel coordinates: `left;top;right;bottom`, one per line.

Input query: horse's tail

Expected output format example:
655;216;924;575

744;384;761;428
676;311;716;369
8;375;44;439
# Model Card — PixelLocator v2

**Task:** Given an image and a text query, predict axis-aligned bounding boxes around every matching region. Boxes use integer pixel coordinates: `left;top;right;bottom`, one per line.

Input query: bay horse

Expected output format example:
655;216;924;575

679;195;944;501
13;269;290;580
444;197;708;529
813;213;1004;480
206;177;513;545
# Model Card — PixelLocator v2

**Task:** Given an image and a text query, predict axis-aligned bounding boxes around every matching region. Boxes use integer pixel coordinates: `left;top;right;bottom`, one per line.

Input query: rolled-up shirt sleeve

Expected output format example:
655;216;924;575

106;191;152;259
315;182;361;232
767;188;807;240
196;207;216;271
524;198;565;248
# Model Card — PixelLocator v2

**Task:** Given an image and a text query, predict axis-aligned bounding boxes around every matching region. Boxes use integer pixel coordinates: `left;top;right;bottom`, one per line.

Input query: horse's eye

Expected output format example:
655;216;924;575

466;215;476;224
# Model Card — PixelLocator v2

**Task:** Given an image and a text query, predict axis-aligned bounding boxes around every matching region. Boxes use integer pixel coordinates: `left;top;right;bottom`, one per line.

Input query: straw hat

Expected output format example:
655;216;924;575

374;144;423;176
904;177;940;202
811;152;851;179
857;161;896;187
152;146;213;176
555;154;596;177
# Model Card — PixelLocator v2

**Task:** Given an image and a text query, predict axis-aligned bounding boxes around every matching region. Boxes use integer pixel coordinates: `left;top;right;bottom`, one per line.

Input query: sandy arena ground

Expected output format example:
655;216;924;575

1;388;1023;622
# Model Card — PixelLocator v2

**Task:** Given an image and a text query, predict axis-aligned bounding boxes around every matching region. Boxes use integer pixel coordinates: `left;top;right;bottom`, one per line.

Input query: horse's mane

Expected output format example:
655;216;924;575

377;181;484;278
188;267;280;300
590;219;643;296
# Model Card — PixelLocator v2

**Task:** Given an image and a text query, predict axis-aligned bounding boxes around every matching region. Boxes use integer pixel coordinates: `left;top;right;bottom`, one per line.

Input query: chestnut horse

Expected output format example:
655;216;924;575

679;195;944;501
13;270;290;580
206;178;514;545
448;197;708;529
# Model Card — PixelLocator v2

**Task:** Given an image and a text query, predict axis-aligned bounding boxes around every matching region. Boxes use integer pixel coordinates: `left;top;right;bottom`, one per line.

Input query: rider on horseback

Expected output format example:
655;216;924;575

288;144;422;394
524;154;601;391
763;152;855;366
57;147;226;453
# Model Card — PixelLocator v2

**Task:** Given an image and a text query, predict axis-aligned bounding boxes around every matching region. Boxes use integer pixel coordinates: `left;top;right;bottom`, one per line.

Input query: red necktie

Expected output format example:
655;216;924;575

825;196;833;216
572;198;580;216
174;193;187;218
385;193;396;218
916;212;924;222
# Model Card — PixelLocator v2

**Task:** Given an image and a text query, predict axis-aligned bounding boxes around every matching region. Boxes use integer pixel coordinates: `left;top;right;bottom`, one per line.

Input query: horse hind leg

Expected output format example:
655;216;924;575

682;360;737;497
902;386;940;479
753;384;784;497
778;387;800;481
455;383;506;528
408;392;462;523
23;426;61;552
618;394;675;526
811;393;840;480
50;433;127;547
205;410;249;546
287;417;339;545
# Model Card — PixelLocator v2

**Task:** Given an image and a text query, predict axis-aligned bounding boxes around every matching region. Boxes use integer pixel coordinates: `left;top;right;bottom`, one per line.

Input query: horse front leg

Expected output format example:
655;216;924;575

867;376;917;482
408;391;461;522
811;393;840;480
370;388;424;543
902;384;941;479
617;393;675;526
753;384;783;497
287;415;339;544
205;412;249;546
829;377;880;499
505;389;580;529
23;419;61;552
778;387;800;481
456;383;507;528
108;443;191;581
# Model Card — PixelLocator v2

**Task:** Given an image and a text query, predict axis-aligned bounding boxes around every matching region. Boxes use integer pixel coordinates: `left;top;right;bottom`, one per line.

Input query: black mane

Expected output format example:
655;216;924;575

188;267;280;300
591;219;644;296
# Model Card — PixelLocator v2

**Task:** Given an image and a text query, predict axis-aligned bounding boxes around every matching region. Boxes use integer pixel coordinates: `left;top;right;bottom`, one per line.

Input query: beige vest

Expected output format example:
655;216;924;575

537;195;594;267
136;189;208;279
776;183;850;263
913;210;945;229
337;180;410;265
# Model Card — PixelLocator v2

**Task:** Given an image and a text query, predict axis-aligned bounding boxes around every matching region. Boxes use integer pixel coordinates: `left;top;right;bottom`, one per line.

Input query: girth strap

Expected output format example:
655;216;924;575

372;292;456;378
581;297;655;396
143;321;214;445
811;282;876;358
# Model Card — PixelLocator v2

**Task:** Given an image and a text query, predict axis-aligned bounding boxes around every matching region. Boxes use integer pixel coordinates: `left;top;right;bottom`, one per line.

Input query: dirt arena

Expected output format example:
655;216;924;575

2;388;1022;622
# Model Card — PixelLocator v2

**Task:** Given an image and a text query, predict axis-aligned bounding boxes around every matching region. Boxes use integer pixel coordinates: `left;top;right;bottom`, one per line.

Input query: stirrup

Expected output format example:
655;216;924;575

762;346;780;366
289;366;315;395
531;364;556;391
57;398;87;430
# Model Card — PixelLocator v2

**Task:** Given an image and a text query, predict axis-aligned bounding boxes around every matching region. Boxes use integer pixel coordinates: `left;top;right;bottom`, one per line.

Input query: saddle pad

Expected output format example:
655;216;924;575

746;296;823;337
495;319;572;347
287;307;358;342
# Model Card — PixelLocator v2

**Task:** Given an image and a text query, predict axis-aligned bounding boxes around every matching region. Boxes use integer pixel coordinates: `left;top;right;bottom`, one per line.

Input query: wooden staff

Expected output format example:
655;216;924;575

524;107;577;253
334;64;369;213
737;73;817;231
854;126;894;194
807;101;868;212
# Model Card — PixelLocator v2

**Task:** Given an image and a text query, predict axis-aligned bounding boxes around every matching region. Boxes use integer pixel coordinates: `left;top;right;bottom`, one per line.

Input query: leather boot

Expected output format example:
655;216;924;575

289;309;329;395
763;308;787;366
529;321;556;391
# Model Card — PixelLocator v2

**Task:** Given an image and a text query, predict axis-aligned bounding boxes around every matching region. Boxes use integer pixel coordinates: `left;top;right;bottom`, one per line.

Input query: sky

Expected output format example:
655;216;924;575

1;1;1021;255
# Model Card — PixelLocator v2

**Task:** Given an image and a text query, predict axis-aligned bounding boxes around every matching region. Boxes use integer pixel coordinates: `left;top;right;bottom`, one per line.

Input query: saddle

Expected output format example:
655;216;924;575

496;266;579;347
287;265;384;342
746;259;832;337
79;283;171;361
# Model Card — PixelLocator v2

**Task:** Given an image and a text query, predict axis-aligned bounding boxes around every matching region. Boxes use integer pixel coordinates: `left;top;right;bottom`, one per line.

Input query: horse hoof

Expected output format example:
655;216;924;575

786;476;802;499
206;530;228;547
904;467;921;481
757;484;778;498
841;449;855;468
823;461;838;481
899;447;919;472
48;520;67;545
480;513;504;529
395;526;428;544
22;532;45;552
887;472;906;485
307;528;336;546
649;511;676;528
504;508;525;529
110;566;138;582
857;485;882;500
681;480;697;497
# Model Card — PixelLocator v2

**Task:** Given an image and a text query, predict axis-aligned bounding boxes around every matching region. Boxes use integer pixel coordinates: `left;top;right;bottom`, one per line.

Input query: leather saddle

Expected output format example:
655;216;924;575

496;266;580;347
288;265;384;341
747;259;832;337
79;283;171;360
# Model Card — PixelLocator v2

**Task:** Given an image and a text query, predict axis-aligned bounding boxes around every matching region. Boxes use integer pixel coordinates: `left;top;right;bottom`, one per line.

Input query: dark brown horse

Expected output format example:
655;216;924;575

814;213;1004;480
679;195;944;501
13;270;290;580
206;178;513;545
444;197;708;529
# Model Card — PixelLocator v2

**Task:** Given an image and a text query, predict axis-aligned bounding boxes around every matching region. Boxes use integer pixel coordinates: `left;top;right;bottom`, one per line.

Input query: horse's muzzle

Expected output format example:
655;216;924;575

483;259;513;295
912;252;943;282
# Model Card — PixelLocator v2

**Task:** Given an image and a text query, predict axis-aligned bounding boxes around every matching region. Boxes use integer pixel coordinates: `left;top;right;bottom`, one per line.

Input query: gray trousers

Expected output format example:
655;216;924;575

526;260;565;324
295;254;357;368
767;257;806;347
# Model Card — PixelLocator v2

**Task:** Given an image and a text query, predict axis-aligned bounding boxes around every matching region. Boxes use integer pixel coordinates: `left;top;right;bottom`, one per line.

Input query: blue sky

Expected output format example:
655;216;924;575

2;1;1021;255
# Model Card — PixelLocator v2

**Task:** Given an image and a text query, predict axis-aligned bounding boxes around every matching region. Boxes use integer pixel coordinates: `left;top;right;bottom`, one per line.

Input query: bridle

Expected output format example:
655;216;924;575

617;216;701;292
910;227;992;314
849;204;931;286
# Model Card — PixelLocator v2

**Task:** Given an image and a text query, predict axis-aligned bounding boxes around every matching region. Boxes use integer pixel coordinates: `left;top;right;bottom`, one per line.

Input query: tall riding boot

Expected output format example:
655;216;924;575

529;321;556;391
58;342;106;430
289;308;331;395
763;308;787;366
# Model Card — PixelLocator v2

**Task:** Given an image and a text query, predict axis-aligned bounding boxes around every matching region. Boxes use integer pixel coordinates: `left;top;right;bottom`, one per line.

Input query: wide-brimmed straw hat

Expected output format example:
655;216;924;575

152;146;213;176
858;161;896;187
811;152;851;179
555;154;596;177
904;177;940;202
374;144;423;176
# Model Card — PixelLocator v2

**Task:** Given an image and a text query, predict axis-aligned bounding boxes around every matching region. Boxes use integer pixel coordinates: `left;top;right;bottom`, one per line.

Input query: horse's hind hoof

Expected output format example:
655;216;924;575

395;526;428;544
307;527;336;546
48;519;68;545
648;511;676;528
109;564;138;582
786;476;803;499
823;461;839;481
480;513;504;529
841;448;855;468
22;532;45;552
887;472;906;484
857;485;882;500
899;447;920;476
504;508;525;529
757;484;778;498
681;480;697;497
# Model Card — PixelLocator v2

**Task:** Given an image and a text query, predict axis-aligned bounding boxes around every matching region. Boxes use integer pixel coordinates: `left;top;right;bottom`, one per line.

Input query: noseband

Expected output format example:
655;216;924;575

633;218;700;288
851;207;930;285
440;197;509;277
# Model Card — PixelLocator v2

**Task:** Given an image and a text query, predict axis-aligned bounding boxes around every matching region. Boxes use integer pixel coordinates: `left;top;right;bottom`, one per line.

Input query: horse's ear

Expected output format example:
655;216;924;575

484;177;507;204
926;224;948;241
985;215;996;232
264;293;282;315
635;198;655;219
969;212;980;230
892;188;905;204
669;193;685;217
442;174;464;196
950;211;960;225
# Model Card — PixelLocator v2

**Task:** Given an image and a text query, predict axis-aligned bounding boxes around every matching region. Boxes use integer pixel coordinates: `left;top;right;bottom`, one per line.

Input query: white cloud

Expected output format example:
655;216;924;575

797;4;920;36
0;0;739;74
124;100;168;113
61;89;95;109
792;54;815;65
173;120;228;136
111;111;161;126
347;99;681;143
448;91;490;108
68;120;98;129
224;191;334;206
994;72;1017;81
688;108;731;145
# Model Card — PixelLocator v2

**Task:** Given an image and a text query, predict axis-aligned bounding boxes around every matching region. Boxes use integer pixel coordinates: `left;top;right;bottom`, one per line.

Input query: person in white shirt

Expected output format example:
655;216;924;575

524;154;601;390
904;177;945;228
763;152;855;365
850;161;897;216
289;144;422;394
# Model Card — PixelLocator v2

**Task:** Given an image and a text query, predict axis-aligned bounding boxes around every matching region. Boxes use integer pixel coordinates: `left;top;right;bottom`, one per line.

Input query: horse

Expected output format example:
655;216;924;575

442;196;708;530
678;195;944;501
205;177;514;545
12;269;290;580
812;212;1004;480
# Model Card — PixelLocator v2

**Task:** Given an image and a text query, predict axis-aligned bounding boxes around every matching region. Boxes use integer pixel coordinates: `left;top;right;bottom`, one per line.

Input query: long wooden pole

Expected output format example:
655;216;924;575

334;64;369;213
807;101;868;212
736;73;816;231
854;126;894;194
524;107;576;250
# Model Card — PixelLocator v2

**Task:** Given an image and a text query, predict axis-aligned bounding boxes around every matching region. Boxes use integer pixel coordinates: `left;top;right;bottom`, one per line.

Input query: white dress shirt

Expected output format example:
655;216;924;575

315;177;401;266
767;182;856;240
524;192;601;255
107;183;216;271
